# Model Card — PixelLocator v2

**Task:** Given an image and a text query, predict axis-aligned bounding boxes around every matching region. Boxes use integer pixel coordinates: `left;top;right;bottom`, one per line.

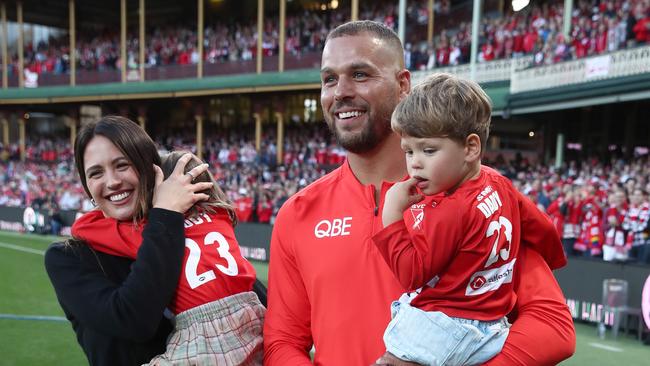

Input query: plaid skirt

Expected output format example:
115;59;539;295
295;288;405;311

146;291;265;366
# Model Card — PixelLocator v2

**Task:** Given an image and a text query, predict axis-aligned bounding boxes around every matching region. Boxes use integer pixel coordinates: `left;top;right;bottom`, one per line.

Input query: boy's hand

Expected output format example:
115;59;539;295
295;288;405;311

372;351;423;366
382;177;423;228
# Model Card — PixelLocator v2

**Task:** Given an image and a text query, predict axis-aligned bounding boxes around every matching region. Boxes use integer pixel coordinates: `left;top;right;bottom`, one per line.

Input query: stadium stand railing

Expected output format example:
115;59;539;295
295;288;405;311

511;45;650;93
412;55;533;85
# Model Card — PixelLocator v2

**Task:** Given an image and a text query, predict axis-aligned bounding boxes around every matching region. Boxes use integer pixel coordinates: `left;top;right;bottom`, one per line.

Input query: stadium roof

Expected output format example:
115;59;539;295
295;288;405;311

3;0;322;30
5;0;140;29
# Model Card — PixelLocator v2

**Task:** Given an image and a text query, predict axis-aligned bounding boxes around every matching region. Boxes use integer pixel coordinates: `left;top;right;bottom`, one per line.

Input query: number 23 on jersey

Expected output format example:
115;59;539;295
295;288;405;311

184;231;239;289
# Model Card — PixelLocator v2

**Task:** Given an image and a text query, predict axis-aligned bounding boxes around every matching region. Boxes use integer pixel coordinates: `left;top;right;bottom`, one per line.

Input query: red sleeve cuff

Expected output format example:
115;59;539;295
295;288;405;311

372;219;408;252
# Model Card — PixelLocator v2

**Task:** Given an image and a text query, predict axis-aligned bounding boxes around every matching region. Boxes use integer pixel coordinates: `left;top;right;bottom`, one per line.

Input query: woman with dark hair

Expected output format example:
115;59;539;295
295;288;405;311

44;116;214;366
72;150;265;365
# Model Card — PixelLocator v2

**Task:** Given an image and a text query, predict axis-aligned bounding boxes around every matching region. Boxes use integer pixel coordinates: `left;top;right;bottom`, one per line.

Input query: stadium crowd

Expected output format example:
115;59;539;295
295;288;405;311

0;126;343;226
6;0;650;78
406;0;650;69
2;130;650;264
488;154;650;264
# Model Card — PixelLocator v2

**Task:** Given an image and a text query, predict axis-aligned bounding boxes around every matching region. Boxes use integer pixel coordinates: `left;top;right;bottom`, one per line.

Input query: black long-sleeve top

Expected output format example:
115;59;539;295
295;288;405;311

44;208;185;366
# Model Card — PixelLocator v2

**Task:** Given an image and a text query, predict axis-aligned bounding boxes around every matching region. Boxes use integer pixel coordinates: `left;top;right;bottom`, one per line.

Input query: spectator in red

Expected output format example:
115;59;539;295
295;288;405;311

480;39;495;61
546;188;566;236
574;30;590;58
632;10;650;44
512;27;525;56
595;23;608;54
256;191;273;224
562;186;582;256
234;188;254;222
523;26;538;53
603;189;629;261
573;186;604;257
178;46;191;65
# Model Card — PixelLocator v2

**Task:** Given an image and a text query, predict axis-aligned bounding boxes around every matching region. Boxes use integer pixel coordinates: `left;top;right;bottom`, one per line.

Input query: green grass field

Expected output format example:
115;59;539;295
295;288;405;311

1;230;649;365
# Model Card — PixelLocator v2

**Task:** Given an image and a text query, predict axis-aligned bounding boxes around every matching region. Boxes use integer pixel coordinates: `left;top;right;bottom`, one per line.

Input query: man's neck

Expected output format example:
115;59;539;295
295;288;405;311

347;133;406;190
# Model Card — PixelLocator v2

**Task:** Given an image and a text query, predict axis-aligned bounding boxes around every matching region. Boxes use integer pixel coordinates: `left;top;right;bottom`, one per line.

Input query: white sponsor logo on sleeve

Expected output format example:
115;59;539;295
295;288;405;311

465;259;516;296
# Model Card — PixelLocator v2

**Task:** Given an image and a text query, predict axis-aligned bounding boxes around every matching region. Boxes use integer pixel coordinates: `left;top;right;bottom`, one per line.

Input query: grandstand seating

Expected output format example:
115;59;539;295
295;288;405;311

3;0;648;87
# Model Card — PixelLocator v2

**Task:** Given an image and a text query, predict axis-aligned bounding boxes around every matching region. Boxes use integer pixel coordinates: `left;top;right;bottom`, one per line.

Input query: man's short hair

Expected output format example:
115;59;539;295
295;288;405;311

392;73;492;148
325;20;404;61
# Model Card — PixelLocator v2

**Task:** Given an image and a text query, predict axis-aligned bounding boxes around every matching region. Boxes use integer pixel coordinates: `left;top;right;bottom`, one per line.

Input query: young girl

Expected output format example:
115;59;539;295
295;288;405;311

72;151;264;365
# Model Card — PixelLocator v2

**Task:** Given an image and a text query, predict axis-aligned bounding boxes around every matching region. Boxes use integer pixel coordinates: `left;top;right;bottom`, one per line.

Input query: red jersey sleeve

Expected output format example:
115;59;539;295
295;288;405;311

71;210;141;258
372;210;460;292
517;191;567;270
263;205;314;365
484;247;575;365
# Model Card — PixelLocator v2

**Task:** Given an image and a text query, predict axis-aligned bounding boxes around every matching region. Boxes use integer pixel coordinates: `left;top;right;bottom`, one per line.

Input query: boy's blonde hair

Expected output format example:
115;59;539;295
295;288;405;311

392;73;492;150
161;151;238;226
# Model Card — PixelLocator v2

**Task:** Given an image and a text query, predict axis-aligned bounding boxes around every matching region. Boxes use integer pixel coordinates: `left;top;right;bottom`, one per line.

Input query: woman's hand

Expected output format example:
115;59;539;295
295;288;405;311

152;153;213;213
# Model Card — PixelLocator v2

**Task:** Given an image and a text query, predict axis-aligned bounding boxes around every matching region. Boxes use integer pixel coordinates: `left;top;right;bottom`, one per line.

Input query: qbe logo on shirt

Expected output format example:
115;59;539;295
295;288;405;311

314;217;352;238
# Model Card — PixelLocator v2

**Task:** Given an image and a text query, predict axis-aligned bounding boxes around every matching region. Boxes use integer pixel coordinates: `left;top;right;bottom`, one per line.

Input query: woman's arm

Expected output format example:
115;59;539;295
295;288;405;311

484;247;576;365
45;208;185;342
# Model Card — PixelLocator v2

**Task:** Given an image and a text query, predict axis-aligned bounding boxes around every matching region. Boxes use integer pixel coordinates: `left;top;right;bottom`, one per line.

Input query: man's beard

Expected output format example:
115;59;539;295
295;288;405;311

327;111;393;154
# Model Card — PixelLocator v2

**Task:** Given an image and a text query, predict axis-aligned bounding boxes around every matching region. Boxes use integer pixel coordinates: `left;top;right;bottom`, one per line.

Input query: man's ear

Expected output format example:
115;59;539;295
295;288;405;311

465;134;482;162
397;69;411;101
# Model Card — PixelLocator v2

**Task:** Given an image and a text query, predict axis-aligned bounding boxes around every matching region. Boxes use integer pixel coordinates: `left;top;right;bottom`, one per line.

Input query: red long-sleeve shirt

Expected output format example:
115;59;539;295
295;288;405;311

72;209;256;314
373;167;555;321
264;162;573;365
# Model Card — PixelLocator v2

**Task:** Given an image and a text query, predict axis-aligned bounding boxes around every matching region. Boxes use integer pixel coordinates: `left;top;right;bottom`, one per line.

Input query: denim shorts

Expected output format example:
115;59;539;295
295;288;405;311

383;301;510;366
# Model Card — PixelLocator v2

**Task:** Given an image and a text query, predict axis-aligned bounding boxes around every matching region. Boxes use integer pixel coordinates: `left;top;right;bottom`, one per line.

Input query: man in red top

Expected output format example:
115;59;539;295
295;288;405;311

263;20;575;366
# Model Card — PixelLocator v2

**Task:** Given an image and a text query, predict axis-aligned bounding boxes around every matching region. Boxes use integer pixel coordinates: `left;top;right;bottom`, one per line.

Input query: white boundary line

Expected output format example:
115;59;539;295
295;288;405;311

0;240;65;324
588;342;624;352
0;241;45;255
0;314;67;322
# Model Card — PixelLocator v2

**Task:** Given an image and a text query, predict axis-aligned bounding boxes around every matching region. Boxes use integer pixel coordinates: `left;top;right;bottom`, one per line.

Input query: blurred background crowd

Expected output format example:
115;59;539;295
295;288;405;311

2;127;650;265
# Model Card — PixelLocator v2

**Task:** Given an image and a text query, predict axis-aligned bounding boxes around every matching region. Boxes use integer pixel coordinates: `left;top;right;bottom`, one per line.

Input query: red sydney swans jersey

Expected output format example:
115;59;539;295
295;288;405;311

374;166;543;320
72;209;256;314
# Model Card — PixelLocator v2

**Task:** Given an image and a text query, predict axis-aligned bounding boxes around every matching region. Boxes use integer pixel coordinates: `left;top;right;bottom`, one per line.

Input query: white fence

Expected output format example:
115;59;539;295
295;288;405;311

412;45;650;94
510;45;650;93
411;56;533;86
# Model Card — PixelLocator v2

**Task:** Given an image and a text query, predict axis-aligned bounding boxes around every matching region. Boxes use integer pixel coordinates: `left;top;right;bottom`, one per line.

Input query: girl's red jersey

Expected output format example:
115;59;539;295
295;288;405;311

72;209;256;314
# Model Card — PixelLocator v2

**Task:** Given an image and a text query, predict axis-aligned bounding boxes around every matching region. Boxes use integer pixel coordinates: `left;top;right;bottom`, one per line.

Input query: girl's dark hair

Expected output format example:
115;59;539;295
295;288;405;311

74;115;161;222
161;150;237;226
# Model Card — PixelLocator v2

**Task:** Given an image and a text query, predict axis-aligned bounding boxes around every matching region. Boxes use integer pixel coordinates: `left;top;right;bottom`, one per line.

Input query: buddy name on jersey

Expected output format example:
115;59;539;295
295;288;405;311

476;186;503;219
184;213;213;229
